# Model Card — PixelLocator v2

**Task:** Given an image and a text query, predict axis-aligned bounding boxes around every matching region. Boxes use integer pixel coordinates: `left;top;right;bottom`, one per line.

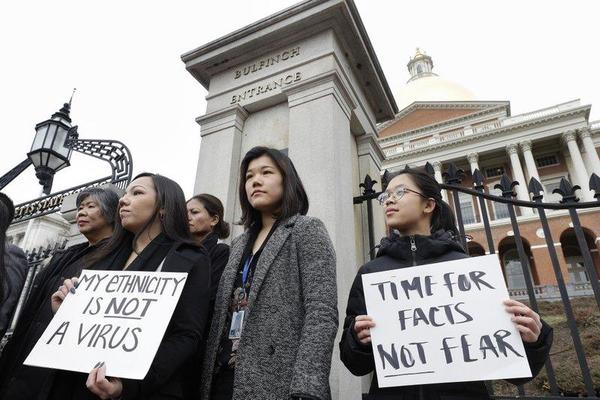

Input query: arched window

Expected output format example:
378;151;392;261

416;64;423;74
503;249;527;290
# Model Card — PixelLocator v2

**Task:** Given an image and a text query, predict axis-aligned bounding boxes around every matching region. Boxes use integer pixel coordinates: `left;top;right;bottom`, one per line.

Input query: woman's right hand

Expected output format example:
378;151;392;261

353;315;376;345
51;277;79;314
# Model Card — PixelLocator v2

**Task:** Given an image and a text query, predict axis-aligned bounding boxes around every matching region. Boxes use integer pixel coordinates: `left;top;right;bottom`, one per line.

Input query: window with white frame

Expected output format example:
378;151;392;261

541;175;567;203
458;191;477;225
485;166;505;179
535;154;559;168
489;185;510;220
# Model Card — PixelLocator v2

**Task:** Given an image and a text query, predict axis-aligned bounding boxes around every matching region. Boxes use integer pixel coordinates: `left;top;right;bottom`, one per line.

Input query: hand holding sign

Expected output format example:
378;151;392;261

504;299;542;343
354;315;376;345
51;276;79;313
86;362;123;400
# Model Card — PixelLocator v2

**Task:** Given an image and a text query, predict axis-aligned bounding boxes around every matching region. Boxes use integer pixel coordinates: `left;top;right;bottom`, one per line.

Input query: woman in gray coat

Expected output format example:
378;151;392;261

201;146;338;400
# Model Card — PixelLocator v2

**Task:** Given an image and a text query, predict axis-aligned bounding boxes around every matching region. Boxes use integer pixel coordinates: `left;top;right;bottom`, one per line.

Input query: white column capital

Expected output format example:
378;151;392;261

579;128;593;140
432;160;443;172
520;140;533;152
467;152;479;164
562;130;577;144
506;143;519;155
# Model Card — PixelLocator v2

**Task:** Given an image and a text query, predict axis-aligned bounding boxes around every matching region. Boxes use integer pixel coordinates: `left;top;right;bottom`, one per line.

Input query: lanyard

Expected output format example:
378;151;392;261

241;254;254;286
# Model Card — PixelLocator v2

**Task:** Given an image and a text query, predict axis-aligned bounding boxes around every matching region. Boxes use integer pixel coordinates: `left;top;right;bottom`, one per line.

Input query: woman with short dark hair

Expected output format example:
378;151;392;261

0;187;120;400
201;146;338;400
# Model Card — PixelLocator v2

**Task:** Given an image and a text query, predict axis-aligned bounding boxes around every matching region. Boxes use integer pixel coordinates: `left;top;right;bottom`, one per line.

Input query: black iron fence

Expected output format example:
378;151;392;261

354;163;600;398
0;240;67;352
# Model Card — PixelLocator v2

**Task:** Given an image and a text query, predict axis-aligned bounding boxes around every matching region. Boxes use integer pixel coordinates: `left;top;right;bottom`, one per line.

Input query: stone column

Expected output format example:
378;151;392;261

285;71;361;400
506;144;534;215
467;153;484;223
562;130;592;201
432;160;449;203
520;140;543;196
579;128;600;176
194;104;248;241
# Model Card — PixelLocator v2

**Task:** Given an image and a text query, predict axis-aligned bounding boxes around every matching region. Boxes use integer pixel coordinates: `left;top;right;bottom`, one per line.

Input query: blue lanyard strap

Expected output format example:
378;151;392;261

242;254;254;285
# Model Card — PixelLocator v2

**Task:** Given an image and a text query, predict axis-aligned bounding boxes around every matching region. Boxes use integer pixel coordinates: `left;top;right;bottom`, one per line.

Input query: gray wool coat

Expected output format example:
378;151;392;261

200;214;338;400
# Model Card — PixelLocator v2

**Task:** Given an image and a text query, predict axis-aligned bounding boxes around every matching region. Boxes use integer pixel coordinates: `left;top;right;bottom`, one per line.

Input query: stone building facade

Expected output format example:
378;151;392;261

378;49;600;299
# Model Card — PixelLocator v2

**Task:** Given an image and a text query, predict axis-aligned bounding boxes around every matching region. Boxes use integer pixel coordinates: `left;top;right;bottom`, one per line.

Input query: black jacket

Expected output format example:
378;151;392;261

339;231;553;400
202;232;230;304
182;232;230;400
0;243;28;337
0;242;92;400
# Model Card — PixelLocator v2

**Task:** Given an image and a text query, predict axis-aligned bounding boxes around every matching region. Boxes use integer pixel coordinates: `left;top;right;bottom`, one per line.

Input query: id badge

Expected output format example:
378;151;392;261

228;310;245;339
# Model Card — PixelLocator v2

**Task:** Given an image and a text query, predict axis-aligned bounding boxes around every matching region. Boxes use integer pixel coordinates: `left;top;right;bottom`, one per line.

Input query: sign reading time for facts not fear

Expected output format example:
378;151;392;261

362;254;532;388
25;269;187;380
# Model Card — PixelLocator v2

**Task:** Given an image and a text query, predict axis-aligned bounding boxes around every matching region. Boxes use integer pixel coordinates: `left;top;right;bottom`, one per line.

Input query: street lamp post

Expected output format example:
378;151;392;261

27;101;76;194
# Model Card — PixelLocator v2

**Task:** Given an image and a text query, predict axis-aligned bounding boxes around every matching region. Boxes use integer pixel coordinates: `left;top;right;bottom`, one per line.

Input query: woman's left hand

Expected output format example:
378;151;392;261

86;362;123;399
504;299;542;343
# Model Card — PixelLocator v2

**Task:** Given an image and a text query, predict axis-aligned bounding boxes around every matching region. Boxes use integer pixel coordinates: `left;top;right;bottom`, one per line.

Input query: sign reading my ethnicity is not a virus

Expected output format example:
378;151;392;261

362;254;532;388
24;269;187;379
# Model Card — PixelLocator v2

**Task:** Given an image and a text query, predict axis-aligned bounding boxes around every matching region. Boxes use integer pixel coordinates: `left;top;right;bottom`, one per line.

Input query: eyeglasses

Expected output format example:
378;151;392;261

377;186;430;205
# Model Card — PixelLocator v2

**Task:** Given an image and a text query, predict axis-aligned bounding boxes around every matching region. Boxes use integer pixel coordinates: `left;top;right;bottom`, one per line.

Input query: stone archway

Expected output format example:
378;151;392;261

498;236;538;290
559;227;600;283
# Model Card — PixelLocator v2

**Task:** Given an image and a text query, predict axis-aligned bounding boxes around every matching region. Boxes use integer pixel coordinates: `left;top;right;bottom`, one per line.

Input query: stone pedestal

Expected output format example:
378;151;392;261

181;1;397;398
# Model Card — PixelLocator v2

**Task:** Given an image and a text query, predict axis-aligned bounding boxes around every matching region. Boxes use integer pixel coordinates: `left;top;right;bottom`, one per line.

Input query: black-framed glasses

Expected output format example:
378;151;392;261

377;186;430;205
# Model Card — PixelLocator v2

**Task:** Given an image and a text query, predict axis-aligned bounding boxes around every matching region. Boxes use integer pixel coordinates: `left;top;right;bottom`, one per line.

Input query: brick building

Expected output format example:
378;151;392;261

378;49;600;298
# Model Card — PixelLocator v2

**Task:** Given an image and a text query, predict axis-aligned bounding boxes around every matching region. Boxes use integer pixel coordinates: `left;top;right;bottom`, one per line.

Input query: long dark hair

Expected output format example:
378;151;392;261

238;147;309;229
384;167;459;237
0;193;15;301
188;194;230;239
88;173;194;266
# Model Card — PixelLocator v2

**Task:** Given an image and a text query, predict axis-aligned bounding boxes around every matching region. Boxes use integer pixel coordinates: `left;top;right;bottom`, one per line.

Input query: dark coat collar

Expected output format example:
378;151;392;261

376;229;465;262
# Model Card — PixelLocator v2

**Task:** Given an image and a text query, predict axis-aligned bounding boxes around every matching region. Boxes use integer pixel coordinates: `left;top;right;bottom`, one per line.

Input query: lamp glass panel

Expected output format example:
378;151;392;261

46;153;64;170
43;124;58;148
42;151;50;167
31;126;47;151
52;126;70;158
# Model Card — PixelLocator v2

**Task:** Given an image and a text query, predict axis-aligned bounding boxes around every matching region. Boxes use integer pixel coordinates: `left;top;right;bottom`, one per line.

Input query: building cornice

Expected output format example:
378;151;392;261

384;105;591;161
378;104;509;146
377;101;510;135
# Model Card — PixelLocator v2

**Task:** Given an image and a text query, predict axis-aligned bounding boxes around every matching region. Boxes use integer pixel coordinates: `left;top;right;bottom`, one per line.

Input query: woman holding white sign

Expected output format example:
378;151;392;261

339;167;553;399
200;146;338;400
50;173;212;400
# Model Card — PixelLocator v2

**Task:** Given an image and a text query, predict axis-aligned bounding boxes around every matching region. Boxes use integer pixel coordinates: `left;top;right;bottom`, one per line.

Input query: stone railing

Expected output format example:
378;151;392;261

383;100;582;157
590;120;600;130
509;281;596;301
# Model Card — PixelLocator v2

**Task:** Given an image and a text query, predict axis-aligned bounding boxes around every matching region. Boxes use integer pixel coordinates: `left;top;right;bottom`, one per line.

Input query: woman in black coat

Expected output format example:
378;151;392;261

187;193;230;300
0;187;119;400
339;168;553;400
51;173;212;400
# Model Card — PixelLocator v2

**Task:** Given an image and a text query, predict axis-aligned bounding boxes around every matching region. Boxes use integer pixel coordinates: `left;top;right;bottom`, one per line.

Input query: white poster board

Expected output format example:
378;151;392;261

362;254;532;388
25;269;188;379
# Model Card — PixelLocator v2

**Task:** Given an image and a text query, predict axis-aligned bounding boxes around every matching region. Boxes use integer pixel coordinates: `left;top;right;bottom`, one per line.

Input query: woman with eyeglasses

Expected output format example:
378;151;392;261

339;167;553;399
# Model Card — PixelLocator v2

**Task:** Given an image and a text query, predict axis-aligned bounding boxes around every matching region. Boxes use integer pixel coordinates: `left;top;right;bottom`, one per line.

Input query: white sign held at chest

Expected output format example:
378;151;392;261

24;269;188;379
362;254;532;388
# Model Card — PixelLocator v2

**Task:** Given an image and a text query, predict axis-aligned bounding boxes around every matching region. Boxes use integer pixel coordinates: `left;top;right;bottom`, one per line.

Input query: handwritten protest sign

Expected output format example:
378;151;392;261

362;254;531;388
25;269;187;379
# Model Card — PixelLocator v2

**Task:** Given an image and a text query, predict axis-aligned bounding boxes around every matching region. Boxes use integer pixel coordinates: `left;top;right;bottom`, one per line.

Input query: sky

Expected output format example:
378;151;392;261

1;0;599;204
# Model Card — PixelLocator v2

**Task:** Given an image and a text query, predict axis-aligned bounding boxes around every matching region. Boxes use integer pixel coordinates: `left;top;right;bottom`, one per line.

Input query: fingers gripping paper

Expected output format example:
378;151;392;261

361;254;532;388
24;270;188;380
